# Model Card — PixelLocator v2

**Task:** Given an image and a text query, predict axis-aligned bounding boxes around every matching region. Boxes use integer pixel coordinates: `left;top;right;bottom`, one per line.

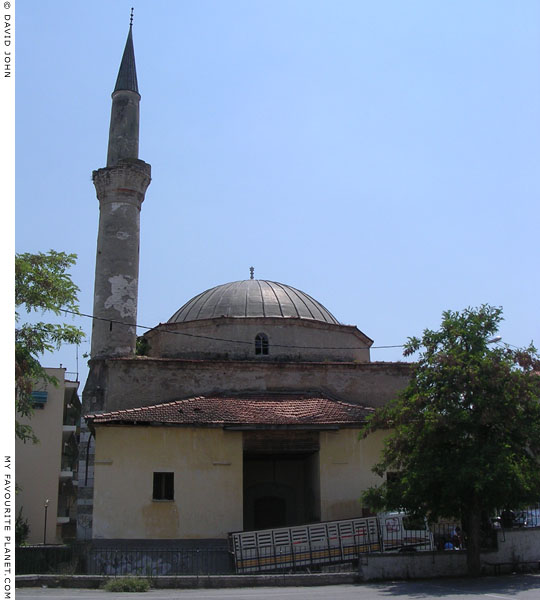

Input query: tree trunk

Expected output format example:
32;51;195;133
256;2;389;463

466;498;482;576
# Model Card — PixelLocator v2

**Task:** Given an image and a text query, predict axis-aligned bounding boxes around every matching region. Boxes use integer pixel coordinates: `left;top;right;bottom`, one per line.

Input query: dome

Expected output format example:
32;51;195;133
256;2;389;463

168;280;340;325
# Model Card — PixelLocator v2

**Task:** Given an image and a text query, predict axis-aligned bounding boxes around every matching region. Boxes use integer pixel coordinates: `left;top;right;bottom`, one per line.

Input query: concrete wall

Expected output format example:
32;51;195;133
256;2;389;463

16;368;71;544
146;318;371;363
319;429;386;521
84;357;410;415
92;426;243;539
359;551;468;580
359;528;540;581
495;528;540;563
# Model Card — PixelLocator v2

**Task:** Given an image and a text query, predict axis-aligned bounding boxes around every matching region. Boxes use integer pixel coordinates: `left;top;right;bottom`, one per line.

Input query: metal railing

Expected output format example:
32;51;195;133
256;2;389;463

15;545;234;576
16;545;81;575
15;508;540;576
87;547;233;576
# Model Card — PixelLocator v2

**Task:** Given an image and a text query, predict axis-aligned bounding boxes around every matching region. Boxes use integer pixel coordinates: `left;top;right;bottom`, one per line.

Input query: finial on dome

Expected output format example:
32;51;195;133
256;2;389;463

130;7;134;27
249;266;254;280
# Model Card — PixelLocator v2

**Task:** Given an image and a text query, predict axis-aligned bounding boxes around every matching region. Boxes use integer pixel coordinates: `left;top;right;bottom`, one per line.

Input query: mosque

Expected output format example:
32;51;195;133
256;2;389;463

77;22;410;545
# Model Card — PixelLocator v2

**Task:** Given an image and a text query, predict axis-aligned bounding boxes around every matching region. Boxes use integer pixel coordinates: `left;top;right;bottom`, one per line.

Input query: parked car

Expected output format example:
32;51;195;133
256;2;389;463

498;508;540;528
513;511;528;527
524;508;540;528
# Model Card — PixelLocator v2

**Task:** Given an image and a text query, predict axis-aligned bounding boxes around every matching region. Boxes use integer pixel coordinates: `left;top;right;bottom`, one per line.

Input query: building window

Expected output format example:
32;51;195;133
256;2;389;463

153;472;174;501
31;390;48;407
255;333;269;356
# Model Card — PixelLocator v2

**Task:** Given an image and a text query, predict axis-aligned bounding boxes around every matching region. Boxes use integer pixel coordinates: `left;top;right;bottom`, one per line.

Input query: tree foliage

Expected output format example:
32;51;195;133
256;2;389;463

15;507;30;546
15;251;85;443
362;305;540;575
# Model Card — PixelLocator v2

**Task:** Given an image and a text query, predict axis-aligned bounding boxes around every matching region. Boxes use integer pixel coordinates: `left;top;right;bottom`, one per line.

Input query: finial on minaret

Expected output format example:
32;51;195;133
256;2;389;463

112;13;139;96
250;267;254;280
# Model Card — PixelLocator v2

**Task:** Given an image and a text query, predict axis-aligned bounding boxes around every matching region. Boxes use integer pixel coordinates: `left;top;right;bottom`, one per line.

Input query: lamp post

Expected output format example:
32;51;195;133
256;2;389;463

43;499;49;545
487;336;502;344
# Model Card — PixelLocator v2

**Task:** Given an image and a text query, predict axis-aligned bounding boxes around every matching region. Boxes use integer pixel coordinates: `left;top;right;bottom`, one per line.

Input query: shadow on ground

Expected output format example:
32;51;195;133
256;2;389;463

369;573;540;597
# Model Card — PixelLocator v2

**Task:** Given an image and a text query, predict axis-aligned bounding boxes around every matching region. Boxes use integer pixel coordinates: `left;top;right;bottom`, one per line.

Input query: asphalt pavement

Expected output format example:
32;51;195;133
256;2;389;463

14;574;540;600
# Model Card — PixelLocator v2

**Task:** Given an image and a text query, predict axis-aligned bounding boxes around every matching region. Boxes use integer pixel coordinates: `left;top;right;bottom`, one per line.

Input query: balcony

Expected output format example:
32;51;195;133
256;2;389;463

59;469;73;482
56;501;76;525
62;425;77;444
59;458;77;482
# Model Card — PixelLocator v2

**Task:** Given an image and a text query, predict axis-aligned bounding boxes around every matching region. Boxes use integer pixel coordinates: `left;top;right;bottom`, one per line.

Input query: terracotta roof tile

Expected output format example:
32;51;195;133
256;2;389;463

86;393;373;427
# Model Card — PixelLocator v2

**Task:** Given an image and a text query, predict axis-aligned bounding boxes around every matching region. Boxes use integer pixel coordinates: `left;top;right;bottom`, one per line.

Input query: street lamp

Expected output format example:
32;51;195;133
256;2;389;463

487;336;502;344
43;499;49;545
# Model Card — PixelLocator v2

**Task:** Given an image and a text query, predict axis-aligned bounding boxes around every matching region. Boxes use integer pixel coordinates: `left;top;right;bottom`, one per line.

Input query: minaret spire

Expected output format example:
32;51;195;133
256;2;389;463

90;19;151;358
113;10;139;94
106;15;141;167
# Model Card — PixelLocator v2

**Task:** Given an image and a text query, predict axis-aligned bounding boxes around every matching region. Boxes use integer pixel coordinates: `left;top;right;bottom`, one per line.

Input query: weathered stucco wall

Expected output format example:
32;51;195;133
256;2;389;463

92;426;243;539
91;424;387;540
319;429;387;521
146;318;371;363
85;358;410;414
16;368;69;544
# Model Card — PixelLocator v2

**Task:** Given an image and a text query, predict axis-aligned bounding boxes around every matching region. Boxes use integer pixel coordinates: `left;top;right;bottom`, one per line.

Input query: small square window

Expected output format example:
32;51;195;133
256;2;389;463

153;472;174;500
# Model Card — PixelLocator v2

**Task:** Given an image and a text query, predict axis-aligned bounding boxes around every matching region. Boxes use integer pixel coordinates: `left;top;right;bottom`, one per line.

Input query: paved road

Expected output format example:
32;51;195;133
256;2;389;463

14;574;540;600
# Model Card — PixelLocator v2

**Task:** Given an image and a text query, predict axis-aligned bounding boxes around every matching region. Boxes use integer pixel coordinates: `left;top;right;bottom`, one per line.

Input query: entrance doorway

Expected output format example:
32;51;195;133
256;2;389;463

242;431;320;531
253;496;287;530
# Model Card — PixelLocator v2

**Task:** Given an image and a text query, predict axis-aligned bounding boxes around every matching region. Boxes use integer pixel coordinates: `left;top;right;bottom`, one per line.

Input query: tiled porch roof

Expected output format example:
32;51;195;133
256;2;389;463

86;393;374;428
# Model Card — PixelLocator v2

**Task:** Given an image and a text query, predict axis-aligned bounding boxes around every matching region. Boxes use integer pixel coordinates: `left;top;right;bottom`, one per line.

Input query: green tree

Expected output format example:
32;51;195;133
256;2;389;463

15;250;85;443
362;305;540;576
15;507;30;546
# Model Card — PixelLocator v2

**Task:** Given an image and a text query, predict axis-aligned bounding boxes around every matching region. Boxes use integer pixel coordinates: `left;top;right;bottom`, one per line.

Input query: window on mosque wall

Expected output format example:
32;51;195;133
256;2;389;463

255;333;269;356
153;472;174;501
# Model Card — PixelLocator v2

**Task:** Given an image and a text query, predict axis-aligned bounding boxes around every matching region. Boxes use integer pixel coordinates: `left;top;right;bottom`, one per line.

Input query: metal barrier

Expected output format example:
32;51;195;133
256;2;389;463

87;547;233;576
19;506;540;576
16;545;83;575
16;545;233;576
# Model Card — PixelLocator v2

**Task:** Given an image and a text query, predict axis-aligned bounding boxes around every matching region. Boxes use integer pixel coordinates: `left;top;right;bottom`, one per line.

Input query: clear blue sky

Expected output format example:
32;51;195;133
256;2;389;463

15;0;540;385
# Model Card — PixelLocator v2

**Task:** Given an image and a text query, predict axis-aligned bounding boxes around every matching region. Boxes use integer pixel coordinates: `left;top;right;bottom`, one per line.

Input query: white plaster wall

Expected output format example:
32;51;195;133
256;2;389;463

319;429;387;521
92;426;243;539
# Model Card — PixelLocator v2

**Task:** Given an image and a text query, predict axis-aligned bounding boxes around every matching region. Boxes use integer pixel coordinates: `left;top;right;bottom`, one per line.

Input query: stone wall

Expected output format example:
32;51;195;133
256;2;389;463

85;357;410;413
145;317;371;363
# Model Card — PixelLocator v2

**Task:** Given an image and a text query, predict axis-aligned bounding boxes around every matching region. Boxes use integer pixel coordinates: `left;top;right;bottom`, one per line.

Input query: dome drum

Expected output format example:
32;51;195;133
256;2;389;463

145;315;372;363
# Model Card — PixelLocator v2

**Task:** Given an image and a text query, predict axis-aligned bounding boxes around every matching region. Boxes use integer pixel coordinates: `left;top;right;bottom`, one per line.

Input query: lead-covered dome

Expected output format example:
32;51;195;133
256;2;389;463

168;280;340;325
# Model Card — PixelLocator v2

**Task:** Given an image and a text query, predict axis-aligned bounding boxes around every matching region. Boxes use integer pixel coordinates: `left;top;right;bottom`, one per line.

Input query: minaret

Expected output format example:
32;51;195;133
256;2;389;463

90;16;151;357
